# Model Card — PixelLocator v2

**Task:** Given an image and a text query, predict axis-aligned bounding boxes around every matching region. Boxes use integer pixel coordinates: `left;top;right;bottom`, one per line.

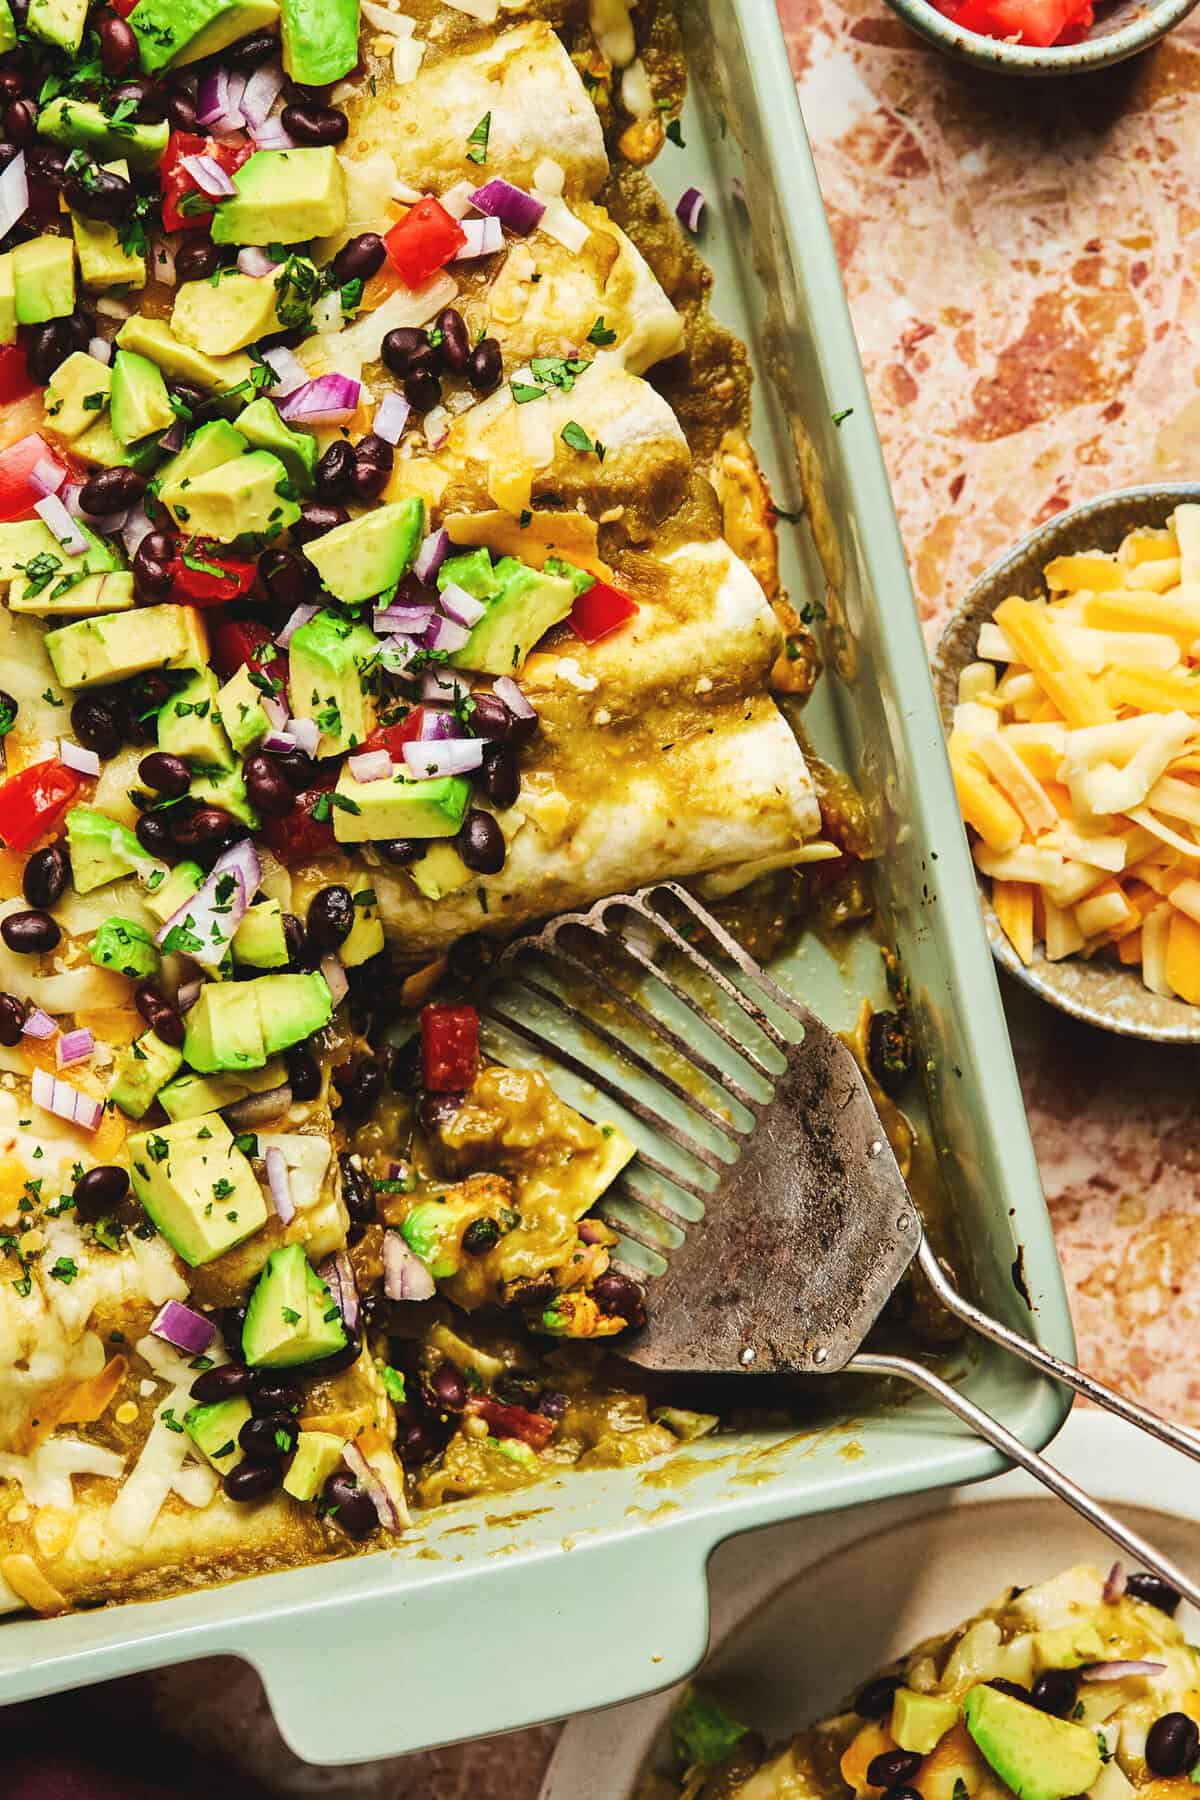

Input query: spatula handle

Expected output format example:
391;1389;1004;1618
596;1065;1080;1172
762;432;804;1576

915;1234;1200;1465
850;1348;1200;1611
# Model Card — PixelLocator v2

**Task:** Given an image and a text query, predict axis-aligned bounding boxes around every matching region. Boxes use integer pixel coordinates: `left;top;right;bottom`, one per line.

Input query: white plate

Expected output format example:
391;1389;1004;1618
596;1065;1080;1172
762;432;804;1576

539;1411;1200;1799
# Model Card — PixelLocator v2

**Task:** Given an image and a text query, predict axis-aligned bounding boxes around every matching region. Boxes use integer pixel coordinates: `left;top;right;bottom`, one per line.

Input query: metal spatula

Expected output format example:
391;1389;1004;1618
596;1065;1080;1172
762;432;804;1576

483;881;1200;1606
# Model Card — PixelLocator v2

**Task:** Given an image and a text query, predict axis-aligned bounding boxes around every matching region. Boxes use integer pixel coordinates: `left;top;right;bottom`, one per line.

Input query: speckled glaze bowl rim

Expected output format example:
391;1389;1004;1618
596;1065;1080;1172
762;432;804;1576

883;0;1200;74
932;483;1200;1044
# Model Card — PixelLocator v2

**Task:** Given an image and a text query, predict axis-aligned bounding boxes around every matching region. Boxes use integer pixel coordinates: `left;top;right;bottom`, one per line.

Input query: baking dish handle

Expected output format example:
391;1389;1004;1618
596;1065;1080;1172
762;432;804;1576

241;1521;714;1766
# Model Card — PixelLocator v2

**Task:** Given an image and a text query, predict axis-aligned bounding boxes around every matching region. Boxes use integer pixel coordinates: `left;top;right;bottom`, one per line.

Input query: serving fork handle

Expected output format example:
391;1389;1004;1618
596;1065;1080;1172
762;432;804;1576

851;1347;1200;1611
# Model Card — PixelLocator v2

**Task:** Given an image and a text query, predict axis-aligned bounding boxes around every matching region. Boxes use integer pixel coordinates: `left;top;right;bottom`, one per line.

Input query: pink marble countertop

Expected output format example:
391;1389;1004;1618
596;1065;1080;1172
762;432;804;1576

16;7;1195;1793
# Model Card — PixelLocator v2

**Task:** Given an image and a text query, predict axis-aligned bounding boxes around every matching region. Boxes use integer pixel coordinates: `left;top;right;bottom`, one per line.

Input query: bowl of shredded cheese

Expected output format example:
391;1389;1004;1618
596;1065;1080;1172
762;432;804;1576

933;486;1200;1042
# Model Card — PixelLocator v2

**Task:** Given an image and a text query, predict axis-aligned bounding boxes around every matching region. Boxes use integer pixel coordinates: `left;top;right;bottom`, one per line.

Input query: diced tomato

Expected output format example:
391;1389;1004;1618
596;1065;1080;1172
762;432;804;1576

159;131;252;234
420;1003;479;1093
167;541;258;606
362;707;424;757
568;578;639;646
258;767;337;866
384;198;467;290
111;0;138;14
469;1396;555;1453
0;434;69;523
0;345;38;407
938;0;1091;42
0;760;80;852
209;617;287;690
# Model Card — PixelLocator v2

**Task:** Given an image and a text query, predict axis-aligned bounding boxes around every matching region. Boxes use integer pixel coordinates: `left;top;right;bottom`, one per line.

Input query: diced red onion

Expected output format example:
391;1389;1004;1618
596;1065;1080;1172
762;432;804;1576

438;581;486;628
250;117;295;150
196;67;234;128
469;177;545;236
29;456;65;497
319;1250;360;1331
122;511;155;557
492;676;535;720
59;741;100;777
1103;1561;1126;1603
237;246;277;276
379;633;419;673
321;954;349;1008
423;404;450;450
223;1082;291;1128
260;695;288;731
35;493;88;556
288;716;320;758
277;602;317;647
387;1159;411;1181
150;1299;215;1356
88;335;113;365
341;1440;401;1530
261;345;307;396
157;419;185;455
578;1219;606;1245
675;186;706;234
264;1145;295;1225
1081;1660;1167;1682
151;237;176;287
155;839;260;969
418;706;455;742
383;1229;436;1302
55;1027;93;1067
455;216;504;259
224;71;248;126
262;729;300;754
21;1007;56;1039
31;1067;102;1133
402;737;484;779
240;61;284;128
176;978;202;1013
348;748;392;783
412;528;450;585
180;153;237;199
422;669;470;705
373;603;434;635
373;391;411;445
422;613;470;655
0;152;28;242
279;373;361;428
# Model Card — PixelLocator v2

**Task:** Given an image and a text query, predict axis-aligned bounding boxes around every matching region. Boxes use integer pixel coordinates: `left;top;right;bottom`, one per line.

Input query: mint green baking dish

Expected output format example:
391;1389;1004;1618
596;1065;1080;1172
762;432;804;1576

0;0;1073;1760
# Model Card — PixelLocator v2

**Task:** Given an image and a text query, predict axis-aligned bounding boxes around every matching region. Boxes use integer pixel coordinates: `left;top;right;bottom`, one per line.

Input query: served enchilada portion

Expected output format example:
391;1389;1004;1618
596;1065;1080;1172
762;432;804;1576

0;0;853;1614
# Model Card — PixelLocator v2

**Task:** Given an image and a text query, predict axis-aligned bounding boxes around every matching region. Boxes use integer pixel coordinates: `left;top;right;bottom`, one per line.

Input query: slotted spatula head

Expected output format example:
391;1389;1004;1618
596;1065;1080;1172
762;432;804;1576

482;883;920;1376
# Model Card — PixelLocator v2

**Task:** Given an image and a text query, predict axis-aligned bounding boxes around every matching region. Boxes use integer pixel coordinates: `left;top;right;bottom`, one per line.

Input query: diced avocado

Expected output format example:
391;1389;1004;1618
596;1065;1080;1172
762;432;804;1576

0;253;15;346
158;418;247;511
66;805;146;892
216;664;270;755
37;96;168;172
9;570;135;617
282;1428;345;1502
670;1689;749;1771
110;348;175;446
70;412;163;474
188;764;258;829
1031;1625;1105;1671
184;1397;251;1472
157;668;234;769
280;0;358;84
232;898;288;969
166;448;299;543
438;547;496;600
172;272;279;357
27;0;87;53
331;766;470;844
71;161;147;291
0;519;76;582
963;1686;1101;1800
45;603;206;689
892;1690;959;1756
400;1193;493;1279
158;1057;287;1120
650;1406;720;1441
145;859;202;924
90;915;159;980
110;1028;184;1119
130;0;280;70
236;397;316;494
338;876;383;968
255;971;333;1054
242;1243;347;1368
116;314;254;395
0;2;15;56
409;840;472;901
212;147;346;247
13;236;76;325
42;349;112;442
287;609;377;754
129;1112;268;1266
302;497;424;605
449;556;577;676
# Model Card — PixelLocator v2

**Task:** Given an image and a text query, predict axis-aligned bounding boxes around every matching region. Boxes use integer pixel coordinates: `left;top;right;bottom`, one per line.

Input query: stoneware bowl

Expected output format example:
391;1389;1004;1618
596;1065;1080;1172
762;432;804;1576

932;484;1200;1045
884;0;1200;75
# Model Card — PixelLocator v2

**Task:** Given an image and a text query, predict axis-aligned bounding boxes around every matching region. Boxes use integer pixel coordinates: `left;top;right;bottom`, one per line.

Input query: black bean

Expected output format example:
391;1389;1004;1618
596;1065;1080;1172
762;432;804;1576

331;231;385;286
284;1041;320;1103
866;1753;922;1790
135;812;176;861
404;368;441;413
1125;1570;1182;1616
377;837;419;865
123;671;173;738
308;1329;362;1375
1029;1669;1078;1718
248;1377;303;1416
468;692;512;741
478;745;519;809
242;753;293;820
394;1419;436;1468
79;466;145;516
239;1412;297;1462
165;89;198;132
457;809;505;874
591;1269;647;1328
0;72;24;103
111;76;165;122
0;991;24;1047
506;699;538;747
72;1162;129;1222
430;1362;467;1411
854;1675;903;1720
381;327;427;379
22;844;68;909
64;310;94;355
133;531;178;600
306;884;354;953
293;502;348;545
315;439;356;502
277;749;316;792
5;99;35;149
462;1217;500;1256
1;910;59;954
418;1091;461;1134
350;432;393;502
64;162;133;224
279;913;306;968
151;1000;184;1048
26;319;71;385
338;1152;374;1233
26;144;68;191
70;694;121;759
190;1361;249;1403
987;1679;1031;1702
174;237;224;284
169;805;244;849
1147;1713;1200;1778
225;27;280;68
280;103;348;146
467;337;502;394
883;1788;924;1800
446;932;496;983
436;306;470;374
224;1459;279;1502
333;1055;384;1120
165;382;214;434
213;1305;248;1363
321;1470;377;1538
256;547;307;612
866;1010;915;1096
138;750;190;798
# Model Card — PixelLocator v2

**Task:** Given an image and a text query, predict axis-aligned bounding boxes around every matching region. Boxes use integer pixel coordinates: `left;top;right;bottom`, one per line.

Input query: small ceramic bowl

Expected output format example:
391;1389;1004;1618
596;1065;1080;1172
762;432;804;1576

885;0;1199;75
932;484;1200;1044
